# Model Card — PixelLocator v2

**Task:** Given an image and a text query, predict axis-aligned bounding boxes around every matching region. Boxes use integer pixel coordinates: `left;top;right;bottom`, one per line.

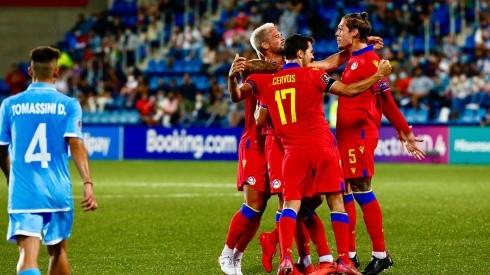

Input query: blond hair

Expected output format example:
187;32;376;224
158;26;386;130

250;23;275;56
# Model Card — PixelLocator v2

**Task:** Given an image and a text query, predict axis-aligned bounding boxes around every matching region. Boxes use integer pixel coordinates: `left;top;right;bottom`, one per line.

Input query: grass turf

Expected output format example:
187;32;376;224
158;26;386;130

0;161;489;274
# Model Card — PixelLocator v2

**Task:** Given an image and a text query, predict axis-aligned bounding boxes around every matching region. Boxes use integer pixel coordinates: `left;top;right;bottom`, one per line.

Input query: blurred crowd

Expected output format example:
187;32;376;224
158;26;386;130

2;0;490;127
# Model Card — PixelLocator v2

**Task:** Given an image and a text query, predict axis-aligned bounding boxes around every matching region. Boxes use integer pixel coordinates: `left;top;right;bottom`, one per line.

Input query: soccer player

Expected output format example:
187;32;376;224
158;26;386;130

0;46;98;275
334;12;426;275
253;34;392;275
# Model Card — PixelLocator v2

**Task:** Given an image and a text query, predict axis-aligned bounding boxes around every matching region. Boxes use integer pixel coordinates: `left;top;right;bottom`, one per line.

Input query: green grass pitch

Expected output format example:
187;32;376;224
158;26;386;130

0;161;489;274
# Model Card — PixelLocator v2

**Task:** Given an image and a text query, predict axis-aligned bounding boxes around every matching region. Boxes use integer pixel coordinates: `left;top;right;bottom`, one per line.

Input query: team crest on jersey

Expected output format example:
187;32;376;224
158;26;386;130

247;176;256;185
350;167;356;174
350;62;358;70
272;179;282;189
359;146;364;154
372;60;379;67
242;160;247;168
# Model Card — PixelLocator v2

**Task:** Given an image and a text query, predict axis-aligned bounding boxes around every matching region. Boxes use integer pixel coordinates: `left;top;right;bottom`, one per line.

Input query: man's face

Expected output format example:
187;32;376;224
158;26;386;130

335;19;353;50
266;27;285;55
301;42;315;67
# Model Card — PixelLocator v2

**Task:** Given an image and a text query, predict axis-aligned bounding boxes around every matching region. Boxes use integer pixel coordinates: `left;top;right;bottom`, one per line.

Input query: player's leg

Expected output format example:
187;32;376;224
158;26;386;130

325;193;361;275
44;211;73;275
16;236;41;275
350;177;393;274
47;240;69;275
277;199;301;275
343;184;360;268
258;197;281;273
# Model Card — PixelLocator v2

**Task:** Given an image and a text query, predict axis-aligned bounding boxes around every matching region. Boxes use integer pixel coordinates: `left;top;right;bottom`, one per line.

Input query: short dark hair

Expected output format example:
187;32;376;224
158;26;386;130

30;46;60;79
342;12;372;40
284;34;314;60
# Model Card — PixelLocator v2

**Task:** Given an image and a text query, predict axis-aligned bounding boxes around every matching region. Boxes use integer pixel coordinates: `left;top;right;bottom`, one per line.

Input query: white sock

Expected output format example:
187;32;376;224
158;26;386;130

233;249;243;260
372;251;387;259
300;255;312;267
349;252;357;258
319;254;334;263
221;245;233;256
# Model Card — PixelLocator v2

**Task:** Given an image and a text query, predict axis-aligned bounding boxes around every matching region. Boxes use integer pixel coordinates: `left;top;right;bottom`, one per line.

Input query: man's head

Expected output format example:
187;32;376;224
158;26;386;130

29;46;60;82
336;12;372;50
250;23;285;59
283;34;315;67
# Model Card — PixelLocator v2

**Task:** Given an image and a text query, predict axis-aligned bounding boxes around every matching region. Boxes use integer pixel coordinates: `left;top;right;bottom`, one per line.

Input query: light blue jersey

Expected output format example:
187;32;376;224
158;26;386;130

0;83;83;213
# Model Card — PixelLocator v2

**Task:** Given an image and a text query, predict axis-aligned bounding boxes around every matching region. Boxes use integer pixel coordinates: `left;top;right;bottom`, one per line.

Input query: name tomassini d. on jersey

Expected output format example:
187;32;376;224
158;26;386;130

10;102;67;116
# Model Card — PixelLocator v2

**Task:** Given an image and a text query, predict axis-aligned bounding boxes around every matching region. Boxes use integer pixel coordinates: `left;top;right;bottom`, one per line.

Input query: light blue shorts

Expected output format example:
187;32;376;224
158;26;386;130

7;211;74;245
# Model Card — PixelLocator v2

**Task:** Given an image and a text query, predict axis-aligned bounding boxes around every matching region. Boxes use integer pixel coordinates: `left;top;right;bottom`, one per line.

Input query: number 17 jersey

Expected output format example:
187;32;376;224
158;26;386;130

259;63;336;152
0;83;83;213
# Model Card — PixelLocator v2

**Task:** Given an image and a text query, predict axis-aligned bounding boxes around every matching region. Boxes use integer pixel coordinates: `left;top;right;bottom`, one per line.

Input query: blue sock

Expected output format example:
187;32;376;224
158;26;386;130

19;269;41;275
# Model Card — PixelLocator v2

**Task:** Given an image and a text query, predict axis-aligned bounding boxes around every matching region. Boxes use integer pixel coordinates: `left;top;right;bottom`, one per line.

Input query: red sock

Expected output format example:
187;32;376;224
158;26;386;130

354;191;386;252
235;215;261;252
295;217;311;257
330;212;350;263
279;209;297;261
225;204;260;249
305;213;331;256
343;193;357;253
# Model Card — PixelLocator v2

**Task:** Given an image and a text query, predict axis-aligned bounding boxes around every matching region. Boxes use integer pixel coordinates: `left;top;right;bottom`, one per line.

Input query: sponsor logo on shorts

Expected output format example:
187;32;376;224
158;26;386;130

350;167;356;174
359;146;364;153
242;160;247;168
272;179;281;189
247;176;256;185
350;62;358;70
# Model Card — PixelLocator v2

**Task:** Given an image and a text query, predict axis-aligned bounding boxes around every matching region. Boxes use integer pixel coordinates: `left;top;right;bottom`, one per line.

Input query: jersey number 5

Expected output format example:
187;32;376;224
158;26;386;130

275;88;297;125
25;123;51;168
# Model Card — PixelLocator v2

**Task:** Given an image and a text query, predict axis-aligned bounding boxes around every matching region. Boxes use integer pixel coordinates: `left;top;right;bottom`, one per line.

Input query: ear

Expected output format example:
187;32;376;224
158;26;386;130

261;41;269;51
352;28;360;39
297;49;304;60
27;66;33;77
53;67;60;78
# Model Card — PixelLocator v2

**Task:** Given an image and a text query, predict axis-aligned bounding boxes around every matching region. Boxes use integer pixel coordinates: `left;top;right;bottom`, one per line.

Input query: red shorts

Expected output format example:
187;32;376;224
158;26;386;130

282;146;345;201
236;146;268;192
337;138;378;179
265;135;284;195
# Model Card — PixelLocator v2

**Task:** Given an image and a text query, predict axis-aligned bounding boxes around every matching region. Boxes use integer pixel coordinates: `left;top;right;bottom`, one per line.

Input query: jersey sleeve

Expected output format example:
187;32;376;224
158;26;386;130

309;68;336;93
0;100;11;145
381;91;411;134
371;76;390;94
64;98;83;139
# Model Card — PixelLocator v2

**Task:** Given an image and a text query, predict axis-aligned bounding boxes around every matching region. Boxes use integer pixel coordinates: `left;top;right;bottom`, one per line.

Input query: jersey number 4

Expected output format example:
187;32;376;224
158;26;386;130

25;123;51;168
275;88;297;125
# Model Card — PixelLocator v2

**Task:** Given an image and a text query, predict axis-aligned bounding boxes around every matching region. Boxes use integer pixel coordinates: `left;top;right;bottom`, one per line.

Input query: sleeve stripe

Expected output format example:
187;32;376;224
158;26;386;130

325;79;336;93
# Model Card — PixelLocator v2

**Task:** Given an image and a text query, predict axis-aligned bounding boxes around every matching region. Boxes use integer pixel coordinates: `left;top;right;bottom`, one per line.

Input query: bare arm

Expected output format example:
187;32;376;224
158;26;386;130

228;53;252;102
0;145;9;186
308;50;350;72
329;59;392;97
255;106;269;128
244;59;280;74
69;137;98;211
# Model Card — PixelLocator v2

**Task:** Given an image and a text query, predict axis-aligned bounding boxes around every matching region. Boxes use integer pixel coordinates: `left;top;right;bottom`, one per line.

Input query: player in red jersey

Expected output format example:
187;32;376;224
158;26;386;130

334;12;426;275
254;34;392;275
222;22;348;274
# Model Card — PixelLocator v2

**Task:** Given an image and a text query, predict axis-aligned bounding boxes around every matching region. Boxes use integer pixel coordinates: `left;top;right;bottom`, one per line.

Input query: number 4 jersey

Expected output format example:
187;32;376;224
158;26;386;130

0;83;83;213
255;63;337;153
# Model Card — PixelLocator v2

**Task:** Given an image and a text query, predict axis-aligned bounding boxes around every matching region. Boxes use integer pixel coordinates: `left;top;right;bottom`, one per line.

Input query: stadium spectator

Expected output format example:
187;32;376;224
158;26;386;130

0;46;97;275
407;66;434;110
334;12;426;275
5;63;27;95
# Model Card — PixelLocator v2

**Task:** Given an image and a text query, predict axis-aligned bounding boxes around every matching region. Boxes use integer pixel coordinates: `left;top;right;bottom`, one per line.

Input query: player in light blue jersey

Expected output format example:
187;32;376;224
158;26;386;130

0;46;98;275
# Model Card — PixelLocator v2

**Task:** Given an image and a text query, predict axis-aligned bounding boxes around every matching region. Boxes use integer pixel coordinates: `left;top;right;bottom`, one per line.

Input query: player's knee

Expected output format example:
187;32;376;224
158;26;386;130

349;178;371;192
47;241;67;257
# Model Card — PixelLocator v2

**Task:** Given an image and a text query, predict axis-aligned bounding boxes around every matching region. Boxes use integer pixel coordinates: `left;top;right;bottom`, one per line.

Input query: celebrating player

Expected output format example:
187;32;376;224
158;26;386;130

334;12;426;275
0;46;97;275
253;34;392;275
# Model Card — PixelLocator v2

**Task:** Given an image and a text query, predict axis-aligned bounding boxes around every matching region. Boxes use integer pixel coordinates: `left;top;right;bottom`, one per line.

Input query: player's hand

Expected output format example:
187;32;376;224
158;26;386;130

229;53;247;78
398;130;426;160
378;59;392;76
368;36;384;50
82;183;98;211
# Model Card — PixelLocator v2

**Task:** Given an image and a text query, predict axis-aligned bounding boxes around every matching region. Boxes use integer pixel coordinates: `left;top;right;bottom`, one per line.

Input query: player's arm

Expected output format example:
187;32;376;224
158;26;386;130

228;54;253;102
380;92;426;159
255;104;269;128
245;59;280;74
328;59;392;97
68;137;98;211
0;145;9;185
309;36;384;72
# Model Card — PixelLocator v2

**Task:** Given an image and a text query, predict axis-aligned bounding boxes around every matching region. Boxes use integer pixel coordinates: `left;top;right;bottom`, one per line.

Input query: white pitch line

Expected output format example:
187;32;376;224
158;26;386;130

84;182;233;188
74;193;242;199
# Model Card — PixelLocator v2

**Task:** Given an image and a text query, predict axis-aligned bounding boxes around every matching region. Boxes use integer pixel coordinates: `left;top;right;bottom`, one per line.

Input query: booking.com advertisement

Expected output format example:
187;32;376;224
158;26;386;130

82;126;122;160
123;126;243;160
375;126;449;164
449;127;490;164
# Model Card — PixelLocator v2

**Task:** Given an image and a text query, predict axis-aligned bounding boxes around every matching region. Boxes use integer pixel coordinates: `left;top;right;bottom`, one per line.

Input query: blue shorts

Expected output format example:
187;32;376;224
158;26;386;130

7;211;74;245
